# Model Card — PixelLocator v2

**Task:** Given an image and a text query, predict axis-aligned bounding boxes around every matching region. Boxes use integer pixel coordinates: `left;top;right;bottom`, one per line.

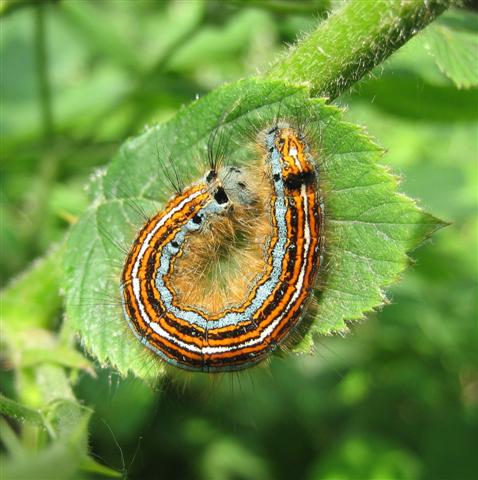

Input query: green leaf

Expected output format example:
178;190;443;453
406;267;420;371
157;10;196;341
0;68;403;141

0;243;93;376
1;243;63;342
0;399;108;480
423;8;478;89
0;393;46;428
80;456;122;478
20;346;95;375
353;70;478;122
64;78;444;380
0;370;114;479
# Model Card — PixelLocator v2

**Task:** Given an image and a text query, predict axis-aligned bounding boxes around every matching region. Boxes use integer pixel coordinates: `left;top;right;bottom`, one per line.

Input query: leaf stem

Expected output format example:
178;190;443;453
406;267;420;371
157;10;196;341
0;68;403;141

266;0;455;99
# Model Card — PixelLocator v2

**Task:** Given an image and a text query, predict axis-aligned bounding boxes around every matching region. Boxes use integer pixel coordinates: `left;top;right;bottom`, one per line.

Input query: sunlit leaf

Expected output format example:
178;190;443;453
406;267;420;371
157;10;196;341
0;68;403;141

64;78;444;380
1;243;63;338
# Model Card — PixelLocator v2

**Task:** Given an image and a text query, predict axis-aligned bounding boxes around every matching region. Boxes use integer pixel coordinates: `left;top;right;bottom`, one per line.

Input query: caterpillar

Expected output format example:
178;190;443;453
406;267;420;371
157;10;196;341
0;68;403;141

67;80;423;380
120;122;324;372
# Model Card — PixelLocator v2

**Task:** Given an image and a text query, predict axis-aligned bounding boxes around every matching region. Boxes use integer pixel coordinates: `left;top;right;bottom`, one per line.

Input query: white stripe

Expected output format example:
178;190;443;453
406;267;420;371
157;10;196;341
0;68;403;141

127;150;313;359
202;183;311;355
135;178;312;356
131;189;204;330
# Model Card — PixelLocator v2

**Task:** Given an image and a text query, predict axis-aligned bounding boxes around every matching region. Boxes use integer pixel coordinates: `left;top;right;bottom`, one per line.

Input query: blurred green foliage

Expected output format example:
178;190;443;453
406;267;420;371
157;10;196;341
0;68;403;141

1;1;477;479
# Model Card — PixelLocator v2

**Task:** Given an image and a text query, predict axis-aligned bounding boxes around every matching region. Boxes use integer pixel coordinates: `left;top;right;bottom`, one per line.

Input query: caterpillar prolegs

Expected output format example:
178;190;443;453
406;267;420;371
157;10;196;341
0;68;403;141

121;124;324;372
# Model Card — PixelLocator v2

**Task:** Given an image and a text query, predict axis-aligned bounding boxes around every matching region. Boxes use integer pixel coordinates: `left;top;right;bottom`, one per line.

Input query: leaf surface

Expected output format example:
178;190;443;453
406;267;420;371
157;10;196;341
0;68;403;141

64;78;444;379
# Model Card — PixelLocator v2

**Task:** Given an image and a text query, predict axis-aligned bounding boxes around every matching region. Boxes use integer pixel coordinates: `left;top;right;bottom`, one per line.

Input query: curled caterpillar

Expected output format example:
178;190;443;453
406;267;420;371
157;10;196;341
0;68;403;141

121;123;324;372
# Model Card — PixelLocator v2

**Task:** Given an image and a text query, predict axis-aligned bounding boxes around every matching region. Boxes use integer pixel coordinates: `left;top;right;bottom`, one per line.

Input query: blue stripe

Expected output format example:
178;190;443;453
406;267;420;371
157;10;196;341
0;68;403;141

153;130;287;330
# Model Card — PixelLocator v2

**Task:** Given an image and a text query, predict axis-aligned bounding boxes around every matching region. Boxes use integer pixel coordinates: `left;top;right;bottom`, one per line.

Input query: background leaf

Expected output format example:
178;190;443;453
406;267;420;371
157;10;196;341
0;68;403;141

423;8;478;89
0;393;46;428
0;399;111;480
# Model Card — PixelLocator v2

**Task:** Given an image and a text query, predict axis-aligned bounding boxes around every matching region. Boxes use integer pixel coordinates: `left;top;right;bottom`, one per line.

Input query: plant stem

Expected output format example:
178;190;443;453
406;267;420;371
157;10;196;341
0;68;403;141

30;3;58;259
34;2;54;140
266;0;455;100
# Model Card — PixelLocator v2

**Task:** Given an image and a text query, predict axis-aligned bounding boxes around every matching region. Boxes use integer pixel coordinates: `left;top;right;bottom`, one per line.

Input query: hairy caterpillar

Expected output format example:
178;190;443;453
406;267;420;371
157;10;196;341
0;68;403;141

67;79;430;381
121;121;324;372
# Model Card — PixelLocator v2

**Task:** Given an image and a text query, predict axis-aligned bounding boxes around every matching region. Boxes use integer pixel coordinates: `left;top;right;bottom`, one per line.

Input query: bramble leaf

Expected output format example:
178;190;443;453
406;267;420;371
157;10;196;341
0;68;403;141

64;78;445;380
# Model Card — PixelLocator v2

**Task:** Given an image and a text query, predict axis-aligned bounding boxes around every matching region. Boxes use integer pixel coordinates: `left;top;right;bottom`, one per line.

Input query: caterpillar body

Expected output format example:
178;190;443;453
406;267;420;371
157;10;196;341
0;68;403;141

121;124;324;372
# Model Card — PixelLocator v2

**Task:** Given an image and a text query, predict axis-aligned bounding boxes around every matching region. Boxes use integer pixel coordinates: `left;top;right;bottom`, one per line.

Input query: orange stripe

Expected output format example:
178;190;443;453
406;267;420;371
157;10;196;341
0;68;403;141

121;126;323;370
